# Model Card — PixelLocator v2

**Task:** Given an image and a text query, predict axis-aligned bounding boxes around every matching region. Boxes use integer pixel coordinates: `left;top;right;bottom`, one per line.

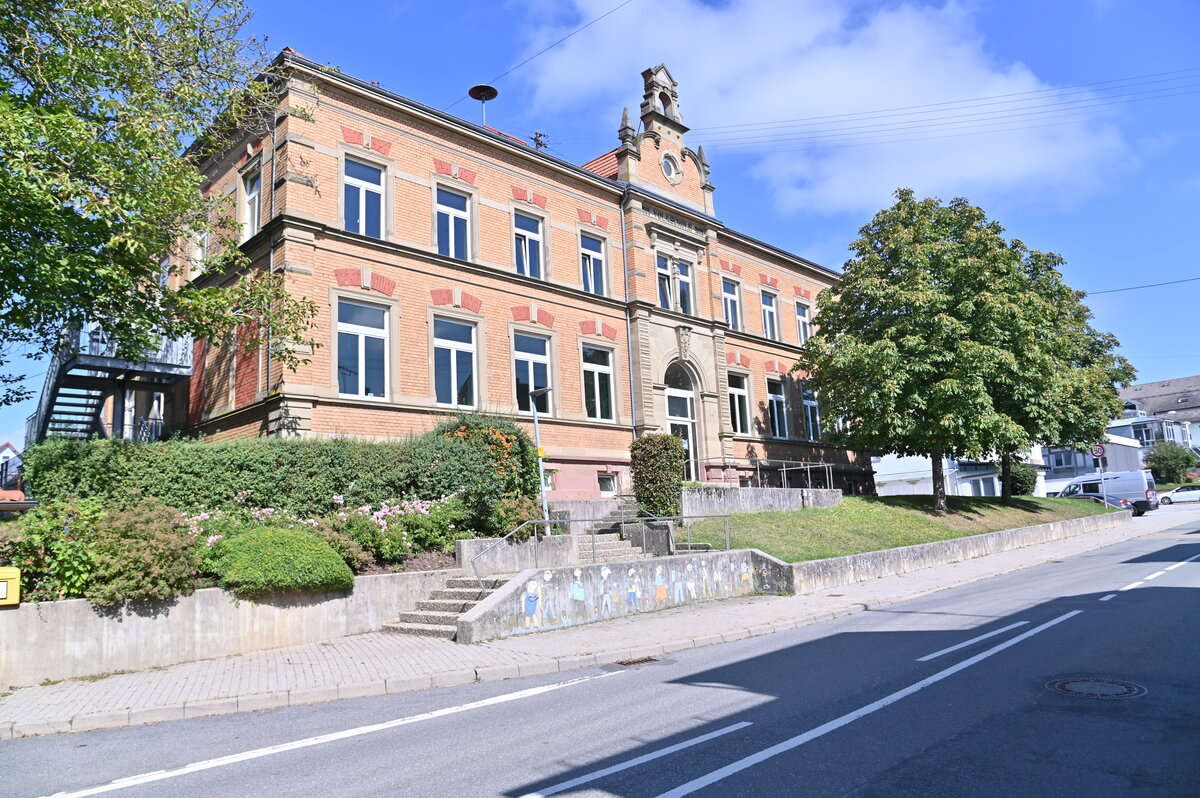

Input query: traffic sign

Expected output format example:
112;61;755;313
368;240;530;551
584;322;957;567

1090;445;1106;458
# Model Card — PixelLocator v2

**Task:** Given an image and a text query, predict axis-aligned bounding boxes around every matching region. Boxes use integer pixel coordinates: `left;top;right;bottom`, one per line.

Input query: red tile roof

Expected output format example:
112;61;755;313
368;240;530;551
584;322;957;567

581;148;619;179
484;126;527;145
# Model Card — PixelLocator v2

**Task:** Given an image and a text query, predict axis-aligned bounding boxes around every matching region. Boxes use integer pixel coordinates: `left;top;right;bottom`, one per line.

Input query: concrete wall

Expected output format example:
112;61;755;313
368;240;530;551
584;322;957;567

456;535;576;577
681;486;842;516
0;569;457;687
456;550;790;643
790;511;1128;593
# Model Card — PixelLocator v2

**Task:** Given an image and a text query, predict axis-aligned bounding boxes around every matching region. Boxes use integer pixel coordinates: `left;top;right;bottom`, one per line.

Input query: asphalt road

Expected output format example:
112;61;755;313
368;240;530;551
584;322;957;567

5;510;1199;798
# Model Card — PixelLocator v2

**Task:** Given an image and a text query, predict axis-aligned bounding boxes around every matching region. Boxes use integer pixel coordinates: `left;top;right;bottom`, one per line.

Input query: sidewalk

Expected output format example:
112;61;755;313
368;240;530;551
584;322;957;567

3;507;1197;740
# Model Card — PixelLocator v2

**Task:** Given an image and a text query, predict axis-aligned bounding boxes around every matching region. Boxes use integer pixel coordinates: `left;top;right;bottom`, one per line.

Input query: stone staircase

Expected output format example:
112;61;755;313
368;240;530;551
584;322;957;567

575;531;651;564
383;575;510;640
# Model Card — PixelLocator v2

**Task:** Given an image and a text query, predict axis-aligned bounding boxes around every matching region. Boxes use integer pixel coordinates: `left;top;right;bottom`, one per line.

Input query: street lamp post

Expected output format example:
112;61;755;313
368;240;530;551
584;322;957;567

529;386;553;522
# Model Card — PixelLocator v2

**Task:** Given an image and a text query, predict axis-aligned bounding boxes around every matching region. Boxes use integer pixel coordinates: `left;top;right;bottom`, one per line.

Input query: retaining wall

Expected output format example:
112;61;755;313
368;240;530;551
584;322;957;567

456;535;576;577
791;511;1129;592
456;550;792;643
0;569;457;687
681;486;842;516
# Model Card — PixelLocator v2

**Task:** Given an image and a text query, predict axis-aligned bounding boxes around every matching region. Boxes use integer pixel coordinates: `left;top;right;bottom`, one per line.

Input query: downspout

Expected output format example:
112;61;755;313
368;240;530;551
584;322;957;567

620;185;638;445
265;95;281;396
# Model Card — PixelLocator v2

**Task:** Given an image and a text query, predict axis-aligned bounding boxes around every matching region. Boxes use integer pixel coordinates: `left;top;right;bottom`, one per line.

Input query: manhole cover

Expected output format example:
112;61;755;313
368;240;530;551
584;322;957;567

615;656;658;667
1046;677;1147;699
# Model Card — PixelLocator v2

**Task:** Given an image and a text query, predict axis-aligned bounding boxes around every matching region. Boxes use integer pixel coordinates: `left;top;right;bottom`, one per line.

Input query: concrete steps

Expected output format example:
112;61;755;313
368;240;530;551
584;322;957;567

575;532;650;564
384;575;512;640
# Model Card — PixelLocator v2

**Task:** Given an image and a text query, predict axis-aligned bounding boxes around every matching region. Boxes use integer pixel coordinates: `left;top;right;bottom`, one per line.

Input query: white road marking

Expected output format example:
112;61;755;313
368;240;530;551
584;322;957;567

654;611;1083;798
1165;552;1200;571
1099;594;1117;601
1144;571;1166;580
45;671;624;798
915;622;1029;662
1120;581;1143;591
520;722;753;797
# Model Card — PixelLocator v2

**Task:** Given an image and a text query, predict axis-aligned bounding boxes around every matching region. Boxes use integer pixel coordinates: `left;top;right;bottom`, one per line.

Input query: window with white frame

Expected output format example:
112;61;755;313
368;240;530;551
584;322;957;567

796;303;810;344
582;345;614;421
727;372;750;435
514;212;543;279
803;387;821;440
513;332;551;414
581;234;605;295
722;279;741;330
343;158;383;239
597;472;617;497
761;292;778;340
433;317;475;407
243;170;261;239
436;188;470;260
767;378;788;438
656;255;694;314
337;300;388;399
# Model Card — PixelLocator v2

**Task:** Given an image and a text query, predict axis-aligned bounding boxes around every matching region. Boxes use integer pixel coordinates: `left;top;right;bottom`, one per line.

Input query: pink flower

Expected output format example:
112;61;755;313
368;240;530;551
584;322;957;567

206;535;222;547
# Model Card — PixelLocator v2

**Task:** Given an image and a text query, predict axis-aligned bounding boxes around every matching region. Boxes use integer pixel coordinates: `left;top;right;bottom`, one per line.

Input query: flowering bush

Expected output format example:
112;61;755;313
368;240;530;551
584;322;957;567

0;499;105;601
186;502;370;573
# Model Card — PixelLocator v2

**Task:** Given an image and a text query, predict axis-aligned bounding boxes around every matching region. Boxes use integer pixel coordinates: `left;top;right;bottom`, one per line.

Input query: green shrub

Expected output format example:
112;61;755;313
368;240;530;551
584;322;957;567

210;527;354;598
86;498;197;607
431;414;540;498
630;434;686;517
1144;442;1198;485
493;494;544;537
1009;462;1039;496
0;499;105;601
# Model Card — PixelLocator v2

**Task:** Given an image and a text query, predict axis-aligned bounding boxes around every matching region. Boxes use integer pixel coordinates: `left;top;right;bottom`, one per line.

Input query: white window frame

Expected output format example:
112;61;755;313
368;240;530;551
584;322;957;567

727;372;750;435
582;345;615;421
796;302;811;344
242;169;262;240
343;157;385;239
656;254;694;315
581;234;606;296
597;472;618;497
513;331;552;415
761;291;778;341
803;387;821;441
436;186;471;260
514;211;544;279
767;378;788;439
722;279;741;331
433;316;476;408
336;299;390;400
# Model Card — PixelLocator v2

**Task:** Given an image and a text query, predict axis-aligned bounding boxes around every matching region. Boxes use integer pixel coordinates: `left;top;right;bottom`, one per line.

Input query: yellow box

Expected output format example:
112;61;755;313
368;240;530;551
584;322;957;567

0;567;19;605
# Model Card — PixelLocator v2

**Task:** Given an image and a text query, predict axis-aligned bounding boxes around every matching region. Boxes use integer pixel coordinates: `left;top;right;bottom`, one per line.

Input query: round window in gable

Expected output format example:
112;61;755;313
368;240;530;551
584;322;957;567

661;153;682;185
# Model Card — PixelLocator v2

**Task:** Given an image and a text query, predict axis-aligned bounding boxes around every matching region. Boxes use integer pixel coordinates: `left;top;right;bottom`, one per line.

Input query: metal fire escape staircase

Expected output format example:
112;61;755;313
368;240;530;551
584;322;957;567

25;324;193;445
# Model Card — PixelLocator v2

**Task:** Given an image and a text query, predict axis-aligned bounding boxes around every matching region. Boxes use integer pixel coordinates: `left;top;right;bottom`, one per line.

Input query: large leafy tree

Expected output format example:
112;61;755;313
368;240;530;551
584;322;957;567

0;0;316;405
799;189;1131;511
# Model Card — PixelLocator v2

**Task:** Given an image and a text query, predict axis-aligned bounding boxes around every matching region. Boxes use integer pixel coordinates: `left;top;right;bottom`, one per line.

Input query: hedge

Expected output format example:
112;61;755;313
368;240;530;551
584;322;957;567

210;527;354;598
630;433;686;517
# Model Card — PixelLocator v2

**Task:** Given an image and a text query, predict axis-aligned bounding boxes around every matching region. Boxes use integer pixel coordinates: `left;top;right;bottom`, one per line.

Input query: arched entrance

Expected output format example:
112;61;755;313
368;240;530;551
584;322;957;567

664;362;699;481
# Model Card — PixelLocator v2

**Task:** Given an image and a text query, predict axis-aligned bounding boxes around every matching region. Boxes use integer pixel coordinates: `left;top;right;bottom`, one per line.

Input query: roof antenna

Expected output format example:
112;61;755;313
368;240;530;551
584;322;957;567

468;84;498;126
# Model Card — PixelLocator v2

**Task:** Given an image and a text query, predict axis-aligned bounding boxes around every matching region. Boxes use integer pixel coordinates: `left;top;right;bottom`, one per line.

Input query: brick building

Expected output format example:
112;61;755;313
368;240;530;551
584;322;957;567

163;51;873;499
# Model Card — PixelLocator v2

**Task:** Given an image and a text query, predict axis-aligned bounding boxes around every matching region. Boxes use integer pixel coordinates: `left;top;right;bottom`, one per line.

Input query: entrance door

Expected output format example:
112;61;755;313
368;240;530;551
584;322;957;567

665;363;699;481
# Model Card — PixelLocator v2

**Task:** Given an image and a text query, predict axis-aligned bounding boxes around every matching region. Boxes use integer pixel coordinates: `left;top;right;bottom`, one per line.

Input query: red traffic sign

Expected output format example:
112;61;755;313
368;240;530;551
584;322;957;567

1090;445;1106;458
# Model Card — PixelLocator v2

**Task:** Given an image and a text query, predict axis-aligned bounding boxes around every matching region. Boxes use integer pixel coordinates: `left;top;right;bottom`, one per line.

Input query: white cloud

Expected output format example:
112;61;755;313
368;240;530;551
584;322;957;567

516;0;1126;214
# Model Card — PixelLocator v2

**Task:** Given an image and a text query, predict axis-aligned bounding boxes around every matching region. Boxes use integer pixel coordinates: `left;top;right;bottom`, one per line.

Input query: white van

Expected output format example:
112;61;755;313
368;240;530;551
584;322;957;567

1057;470;1159;516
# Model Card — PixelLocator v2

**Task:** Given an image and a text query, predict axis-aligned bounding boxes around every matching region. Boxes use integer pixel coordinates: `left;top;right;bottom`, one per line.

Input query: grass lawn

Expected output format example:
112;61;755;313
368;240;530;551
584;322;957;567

684;495;1119;563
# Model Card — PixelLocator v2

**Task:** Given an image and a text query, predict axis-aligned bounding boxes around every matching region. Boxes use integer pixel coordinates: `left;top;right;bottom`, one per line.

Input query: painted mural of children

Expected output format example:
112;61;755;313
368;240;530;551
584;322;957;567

713;563;724;596
599;565;614;617
672;568;684;603
740;562;752;590
570;568;588;622
626;568;640;612
654;565;668;604
701;560;712;597
685;561;698;600
523;580;540;628
541;570;559;623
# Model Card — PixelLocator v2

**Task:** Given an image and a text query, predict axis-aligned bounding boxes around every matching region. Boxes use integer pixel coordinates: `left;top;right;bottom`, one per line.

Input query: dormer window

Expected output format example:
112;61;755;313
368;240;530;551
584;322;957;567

1179;396;1191;403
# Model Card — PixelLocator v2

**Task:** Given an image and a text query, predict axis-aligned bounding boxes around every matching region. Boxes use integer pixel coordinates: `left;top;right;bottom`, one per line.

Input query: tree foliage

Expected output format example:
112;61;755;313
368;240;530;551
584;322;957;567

630;434;686;517
1143;442;1197;485
0;0;317;403
799;189;1132;510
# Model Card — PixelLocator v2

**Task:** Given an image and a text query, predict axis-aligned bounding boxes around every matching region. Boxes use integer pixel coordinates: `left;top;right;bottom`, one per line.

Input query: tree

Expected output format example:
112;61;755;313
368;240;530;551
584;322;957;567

630;434;686;517
1143;442;1197;485
798;189;1130;511
1008;460;1039;496
0;0;316;405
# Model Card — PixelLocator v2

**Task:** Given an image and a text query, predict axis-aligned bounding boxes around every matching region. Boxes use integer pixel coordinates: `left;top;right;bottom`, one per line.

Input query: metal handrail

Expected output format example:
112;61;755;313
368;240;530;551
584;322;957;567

468;512;733;590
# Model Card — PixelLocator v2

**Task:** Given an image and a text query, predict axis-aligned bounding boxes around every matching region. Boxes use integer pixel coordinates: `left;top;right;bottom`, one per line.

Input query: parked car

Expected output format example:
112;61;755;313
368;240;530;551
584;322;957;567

1056;470;1159;517
1066;494;1134;511
1160;484;1200;504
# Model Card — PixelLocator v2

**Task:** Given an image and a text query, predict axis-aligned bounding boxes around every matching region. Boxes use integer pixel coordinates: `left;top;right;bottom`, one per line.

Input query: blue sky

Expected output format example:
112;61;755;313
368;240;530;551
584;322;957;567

3;0;1198;448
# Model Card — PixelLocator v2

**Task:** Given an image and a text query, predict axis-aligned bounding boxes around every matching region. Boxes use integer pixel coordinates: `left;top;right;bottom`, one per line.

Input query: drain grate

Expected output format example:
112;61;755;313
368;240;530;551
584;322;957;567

615;656;658;667
1046;677;1147;699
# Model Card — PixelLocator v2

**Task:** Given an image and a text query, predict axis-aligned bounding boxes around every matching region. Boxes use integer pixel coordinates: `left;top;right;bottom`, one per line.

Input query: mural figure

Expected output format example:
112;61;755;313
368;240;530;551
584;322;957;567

570;568;589;622
541;570;559;623
654;565;668;604
701;560;712;597
626;568;641;612
713;562;724;596
740;562;752;590
523;580;541;628
686;561;698;600
599;565;614;617
672;568;684;603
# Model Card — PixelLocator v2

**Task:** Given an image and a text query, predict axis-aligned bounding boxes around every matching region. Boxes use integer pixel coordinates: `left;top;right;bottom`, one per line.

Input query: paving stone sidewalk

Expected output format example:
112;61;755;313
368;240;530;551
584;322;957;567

3;507;1196;740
